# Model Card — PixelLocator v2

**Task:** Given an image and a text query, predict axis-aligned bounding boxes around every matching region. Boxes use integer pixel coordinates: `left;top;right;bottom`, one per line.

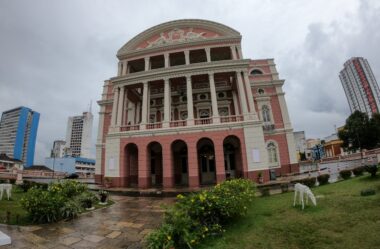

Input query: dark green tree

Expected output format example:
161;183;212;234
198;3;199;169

338;111;380;152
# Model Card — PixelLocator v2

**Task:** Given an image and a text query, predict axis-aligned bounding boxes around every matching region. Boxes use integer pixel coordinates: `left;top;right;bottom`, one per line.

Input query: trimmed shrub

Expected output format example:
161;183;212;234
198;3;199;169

280;183;289;193
317;174;330;185
365;165;378;177
296;177;316;188
360;189;376;196
260;187;270;197
340;170;352;180
19;181;48;192
61;200;82;220
146;179;255;249
353;166;365;177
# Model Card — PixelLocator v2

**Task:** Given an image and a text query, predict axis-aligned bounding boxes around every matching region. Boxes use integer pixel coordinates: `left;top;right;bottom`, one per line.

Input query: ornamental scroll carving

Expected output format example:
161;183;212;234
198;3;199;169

145;28;211;48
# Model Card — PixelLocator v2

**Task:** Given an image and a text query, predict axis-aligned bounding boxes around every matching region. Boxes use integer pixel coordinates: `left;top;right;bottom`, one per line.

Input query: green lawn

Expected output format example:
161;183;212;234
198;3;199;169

0;185;114;225
198;175;380;249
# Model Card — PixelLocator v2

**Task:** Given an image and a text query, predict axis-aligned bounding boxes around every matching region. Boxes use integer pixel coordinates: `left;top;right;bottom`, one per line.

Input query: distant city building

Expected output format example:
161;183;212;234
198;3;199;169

323;133;343;158
51;140;66;158
293;131;307;160
0;106;40;167
305;138;321;159
45;156;95;176
65;111;93;158
339;57;380;117
0;153;23;170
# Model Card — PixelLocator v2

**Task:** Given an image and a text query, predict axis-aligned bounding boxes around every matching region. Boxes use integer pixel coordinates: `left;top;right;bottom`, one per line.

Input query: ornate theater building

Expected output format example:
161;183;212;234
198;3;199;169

95;19;298;189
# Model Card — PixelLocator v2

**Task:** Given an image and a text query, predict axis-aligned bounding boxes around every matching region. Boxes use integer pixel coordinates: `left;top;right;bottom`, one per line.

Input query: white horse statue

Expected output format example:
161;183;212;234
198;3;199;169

293;183;316;210
0;184;12;200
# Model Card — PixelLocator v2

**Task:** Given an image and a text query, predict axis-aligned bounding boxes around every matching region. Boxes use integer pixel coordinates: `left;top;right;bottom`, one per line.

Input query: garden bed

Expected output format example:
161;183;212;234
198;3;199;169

0;182;113;226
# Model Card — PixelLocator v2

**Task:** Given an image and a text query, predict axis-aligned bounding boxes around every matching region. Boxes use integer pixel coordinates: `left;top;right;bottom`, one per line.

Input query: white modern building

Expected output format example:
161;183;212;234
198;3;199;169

65;111;93;158
51;140;66;158
339;57;380;117
293;131;306;160
45;156;95;176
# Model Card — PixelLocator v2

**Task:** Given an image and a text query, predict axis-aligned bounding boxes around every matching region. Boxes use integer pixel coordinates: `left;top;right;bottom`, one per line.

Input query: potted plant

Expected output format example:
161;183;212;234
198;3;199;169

257;172;264;184
104;177;112;188
99;189;108;205
84;195;95;211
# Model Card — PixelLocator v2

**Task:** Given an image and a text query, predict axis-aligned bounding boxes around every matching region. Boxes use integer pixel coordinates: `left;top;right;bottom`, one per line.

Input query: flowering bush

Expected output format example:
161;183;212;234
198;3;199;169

146;179;256;249
21;180;95;223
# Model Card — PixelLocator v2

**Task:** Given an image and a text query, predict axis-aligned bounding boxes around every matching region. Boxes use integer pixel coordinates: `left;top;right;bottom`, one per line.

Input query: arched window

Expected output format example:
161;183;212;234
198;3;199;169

267;142;278;163
250;69;263;75
262;105;271;122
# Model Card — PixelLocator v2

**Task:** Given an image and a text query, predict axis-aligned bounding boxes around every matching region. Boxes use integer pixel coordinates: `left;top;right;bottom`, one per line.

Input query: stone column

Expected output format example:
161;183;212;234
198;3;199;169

231;46;237;60
144;57;150;71
236;71;249;117
205;47;211;62
138;144;150;188
209;72;219;123
110;87;119;127
186;75;194;125
237;44;243;59
162;143;174;188
141;82;149;129
184;50;190;65
164;53;169;68
187;142;199;188
122;61;127;75
116;86;125;127
214;140;226;183
118;62;122;76
163;78;170;127
232;91;240;115
243;70;257;119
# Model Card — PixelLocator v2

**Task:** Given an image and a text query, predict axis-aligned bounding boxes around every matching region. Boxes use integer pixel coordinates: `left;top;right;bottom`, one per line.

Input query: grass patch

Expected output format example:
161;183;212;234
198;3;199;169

0;185;114;225
198;174;380;249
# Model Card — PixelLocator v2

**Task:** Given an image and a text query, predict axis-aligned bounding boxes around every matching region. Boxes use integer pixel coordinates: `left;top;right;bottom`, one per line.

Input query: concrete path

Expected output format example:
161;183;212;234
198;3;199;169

0;195;174;248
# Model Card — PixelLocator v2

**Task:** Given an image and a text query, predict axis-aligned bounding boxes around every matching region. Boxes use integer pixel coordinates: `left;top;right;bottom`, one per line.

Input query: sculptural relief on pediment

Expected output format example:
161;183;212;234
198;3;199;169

136;28;220;50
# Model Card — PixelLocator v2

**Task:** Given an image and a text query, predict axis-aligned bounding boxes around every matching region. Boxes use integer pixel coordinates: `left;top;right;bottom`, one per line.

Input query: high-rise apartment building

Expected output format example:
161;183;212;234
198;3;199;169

65;112;93;158
339;57;380;117
0;106;40;167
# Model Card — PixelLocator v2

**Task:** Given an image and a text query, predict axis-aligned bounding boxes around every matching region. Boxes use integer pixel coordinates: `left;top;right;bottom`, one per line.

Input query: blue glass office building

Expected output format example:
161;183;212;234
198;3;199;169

0;106;40;167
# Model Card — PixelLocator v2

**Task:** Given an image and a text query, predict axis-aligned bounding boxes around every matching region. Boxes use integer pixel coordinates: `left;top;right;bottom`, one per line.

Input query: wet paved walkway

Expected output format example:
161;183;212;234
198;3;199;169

0;196;174;248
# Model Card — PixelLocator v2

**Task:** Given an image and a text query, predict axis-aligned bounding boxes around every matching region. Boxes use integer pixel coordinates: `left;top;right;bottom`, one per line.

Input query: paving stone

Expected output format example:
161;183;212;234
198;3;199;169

60;236;82;246
106;231;122;239
83;234;105;243
71;239;98;248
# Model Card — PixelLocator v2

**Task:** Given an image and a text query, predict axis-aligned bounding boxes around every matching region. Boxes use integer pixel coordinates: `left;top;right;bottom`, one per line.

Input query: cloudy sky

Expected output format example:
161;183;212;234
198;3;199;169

1;0;380;164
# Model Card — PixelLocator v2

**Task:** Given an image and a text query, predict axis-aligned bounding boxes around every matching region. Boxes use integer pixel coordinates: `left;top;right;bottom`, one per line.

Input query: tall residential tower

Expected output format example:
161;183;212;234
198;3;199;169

339;57;380;117
65;111;93;158
0;106;40;167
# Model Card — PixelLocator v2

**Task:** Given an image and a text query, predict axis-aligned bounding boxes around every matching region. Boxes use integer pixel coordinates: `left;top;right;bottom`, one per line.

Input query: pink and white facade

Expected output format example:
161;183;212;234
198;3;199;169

95;19;298;189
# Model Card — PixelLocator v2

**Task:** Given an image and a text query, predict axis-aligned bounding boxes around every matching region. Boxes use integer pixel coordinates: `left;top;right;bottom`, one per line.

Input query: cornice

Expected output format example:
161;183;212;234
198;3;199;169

250;79;284;87
111;59;251;86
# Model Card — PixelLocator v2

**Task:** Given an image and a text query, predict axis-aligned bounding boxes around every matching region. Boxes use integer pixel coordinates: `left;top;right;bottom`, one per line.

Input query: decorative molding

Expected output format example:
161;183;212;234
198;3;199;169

117;19;241;58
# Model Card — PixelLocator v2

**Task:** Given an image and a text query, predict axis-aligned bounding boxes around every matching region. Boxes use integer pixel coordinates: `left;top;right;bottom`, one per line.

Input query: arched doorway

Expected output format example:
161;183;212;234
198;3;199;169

125;143;138;187
148;142;163;187
171;140;188;186
223;136;243;179
197;138;216;185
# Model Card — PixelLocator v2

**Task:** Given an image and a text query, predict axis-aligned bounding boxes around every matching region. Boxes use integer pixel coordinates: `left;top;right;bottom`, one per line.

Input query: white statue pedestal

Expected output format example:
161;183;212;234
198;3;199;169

0;231;11;246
